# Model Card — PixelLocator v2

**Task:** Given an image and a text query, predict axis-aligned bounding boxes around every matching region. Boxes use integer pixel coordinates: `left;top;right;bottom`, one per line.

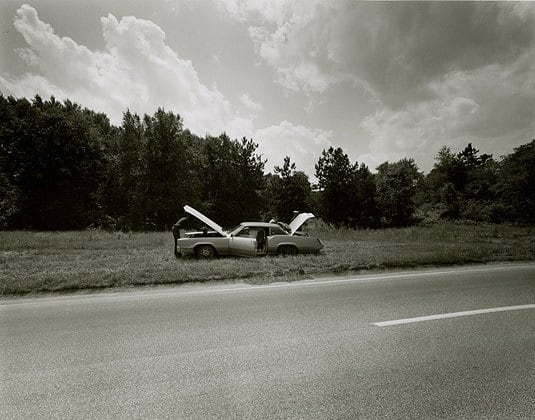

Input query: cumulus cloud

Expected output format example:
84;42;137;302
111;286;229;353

220;1;535;103
254;121;332;178
217;0;296;25
4;3;535;176
329;3;535;109
245;1;342;93
0;4;246;138
219;0;535;170
361;56;535;170
1;4;333;178
239;93;263;113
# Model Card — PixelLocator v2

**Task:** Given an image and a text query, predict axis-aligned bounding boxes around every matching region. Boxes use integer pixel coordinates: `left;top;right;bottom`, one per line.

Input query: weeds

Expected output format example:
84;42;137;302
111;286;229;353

1;223;534;295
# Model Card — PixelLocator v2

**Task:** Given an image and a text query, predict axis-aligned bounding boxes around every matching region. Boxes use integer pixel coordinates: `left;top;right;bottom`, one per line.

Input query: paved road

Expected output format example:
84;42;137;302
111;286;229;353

2;263;534;419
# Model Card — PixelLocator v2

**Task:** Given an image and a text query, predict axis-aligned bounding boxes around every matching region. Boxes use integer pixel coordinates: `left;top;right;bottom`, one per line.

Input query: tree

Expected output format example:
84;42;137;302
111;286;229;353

265;156;313;222
200;134;265;227
234;137;266;221
0;172;20;228
376;158;422;227
427;146;466;200
424;143;497;221
0;96;23;228
351;163;379;228
142;108;194;229
97;110;147;229
458;143;492;170
0;95;108;229
494;140;535;224
315;147;356;226
315;147;378;228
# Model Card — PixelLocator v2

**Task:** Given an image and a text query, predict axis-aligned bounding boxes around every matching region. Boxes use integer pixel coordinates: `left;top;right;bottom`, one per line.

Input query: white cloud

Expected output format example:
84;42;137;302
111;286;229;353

361;47;535;171
239;93;263;112
5;3;534;178
0;4;247;137
217;0;341;93
1;4;332;179
217;0;295;25
219;0;535;171
225;1;535;102
0;73;64;100
245;1;341;94
254;121;332;179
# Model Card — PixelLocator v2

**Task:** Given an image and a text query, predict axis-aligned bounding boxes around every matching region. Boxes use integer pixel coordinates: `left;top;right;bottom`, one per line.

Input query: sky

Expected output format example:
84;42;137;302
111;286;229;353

1;1;534;178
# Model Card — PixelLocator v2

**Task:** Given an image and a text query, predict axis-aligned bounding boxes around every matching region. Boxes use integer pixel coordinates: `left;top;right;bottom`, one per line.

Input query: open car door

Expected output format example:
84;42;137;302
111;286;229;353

289;213;315;235
183;205;229;237
228;225;259;257
229;236;257;256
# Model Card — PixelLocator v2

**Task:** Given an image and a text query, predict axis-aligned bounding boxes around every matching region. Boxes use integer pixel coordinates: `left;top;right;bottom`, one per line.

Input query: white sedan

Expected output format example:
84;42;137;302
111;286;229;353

174;206;324;258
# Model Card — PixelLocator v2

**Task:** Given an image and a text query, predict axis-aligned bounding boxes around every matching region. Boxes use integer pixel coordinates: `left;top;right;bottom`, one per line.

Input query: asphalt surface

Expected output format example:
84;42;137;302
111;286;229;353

1;263;534;419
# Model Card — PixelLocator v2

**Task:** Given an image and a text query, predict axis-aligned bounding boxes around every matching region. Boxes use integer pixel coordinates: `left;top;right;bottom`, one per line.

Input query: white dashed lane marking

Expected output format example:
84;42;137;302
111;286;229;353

373;304;535;327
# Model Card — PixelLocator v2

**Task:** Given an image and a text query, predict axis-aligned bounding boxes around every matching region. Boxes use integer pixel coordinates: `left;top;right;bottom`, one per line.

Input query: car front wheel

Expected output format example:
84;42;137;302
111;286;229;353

195;245;216;259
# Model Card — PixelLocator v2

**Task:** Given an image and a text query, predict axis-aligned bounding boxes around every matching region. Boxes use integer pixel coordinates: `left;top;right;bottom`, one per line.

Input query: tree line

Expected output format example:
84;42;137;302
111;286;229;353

1;94;533;230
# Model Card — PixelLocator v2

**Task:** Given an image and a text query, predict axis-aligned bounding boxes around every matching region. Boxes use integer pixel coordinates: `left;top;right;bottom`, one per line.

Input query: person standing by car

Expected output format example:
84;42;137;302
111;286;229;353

172;216;188;257
256;228;267;254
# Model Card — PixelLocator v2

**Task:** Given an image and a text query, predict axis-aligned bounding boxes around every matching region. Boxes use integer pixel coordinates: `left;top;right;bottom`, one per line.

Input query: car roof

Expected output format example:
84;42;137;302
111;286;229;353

240;222;282;228
183;205;309;236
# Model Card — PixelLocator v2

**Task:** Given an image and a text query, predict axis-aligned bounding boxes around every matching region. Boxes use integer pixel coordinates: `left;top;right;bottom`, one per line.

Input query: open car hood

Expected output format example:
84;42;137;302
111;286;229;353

183;205;229;237
289;213;315;235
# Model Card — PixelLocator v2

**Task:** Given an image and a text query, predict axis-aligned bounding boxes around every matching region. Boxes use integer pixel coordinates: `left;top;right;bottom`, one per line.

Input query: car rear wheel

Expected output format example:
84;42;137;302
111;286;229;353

278;245;298;256
195;245;216;259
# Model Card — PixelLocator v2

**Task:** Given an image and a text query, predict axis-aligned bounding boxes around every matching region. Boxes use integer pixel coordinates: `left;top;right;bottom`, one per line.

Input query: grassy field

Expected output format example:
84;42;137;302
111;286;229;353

1;222;534;295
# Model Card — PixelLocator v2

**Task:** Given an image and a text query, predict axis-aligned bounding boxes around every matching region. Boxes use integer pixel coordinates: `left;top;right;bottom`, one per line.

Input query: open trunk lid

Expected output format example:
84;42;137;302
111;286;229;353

289;213;315;235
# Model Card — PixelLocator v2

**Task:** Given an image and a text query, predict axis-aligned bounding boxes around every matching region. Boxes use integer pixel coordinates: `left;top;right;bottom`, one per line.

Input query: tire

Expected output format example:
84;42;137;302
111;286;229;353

195;245;216;259
278;245;298;256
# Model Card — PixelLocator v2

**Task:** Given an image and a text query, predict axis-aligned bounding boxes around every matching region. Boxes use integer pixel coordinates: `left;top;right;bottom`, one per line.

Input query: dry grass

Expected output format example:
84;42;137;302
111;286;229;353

1;222;534;295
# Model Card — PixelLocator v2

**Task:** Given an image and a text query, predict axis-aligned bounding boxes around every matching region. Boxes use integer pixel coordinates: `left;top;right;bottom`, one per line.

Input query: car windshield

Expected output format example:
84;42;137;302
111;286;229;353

228;224;243;235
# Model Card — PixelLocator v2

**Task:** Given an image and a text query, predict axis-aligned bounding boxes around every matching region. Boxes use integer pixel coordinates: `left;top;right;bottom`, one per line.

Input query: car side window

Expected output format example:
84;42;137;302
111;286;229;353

270;226;286;235
237;227;250;237
237;227;266;238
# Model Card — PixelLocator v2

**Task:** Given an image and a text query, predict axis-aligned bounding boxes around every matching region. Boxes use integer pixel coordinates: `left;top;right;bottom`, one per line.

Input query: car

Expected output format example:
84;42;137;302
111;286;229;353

173;205;324;258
